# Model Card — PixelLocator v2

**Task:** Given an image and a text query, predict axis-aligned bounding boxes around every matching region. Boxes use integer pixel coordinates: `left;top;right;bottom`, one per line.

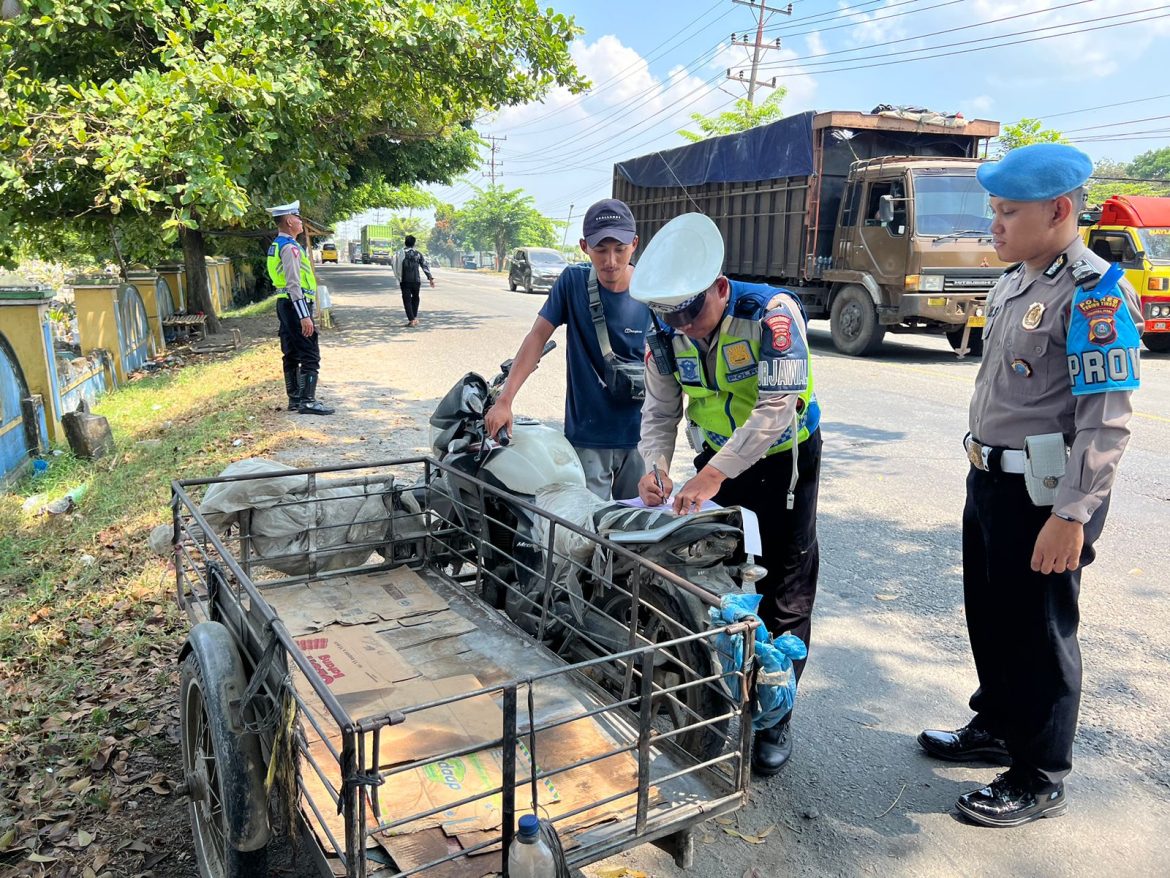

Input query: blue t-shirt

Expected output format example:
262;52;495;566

539;264;650;449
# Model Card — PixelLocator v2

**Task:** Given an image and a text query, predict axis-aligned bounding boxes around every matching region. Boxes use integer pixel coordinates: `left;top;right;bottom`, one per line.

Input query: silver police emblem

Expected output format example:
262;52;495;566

1043;476;1058;489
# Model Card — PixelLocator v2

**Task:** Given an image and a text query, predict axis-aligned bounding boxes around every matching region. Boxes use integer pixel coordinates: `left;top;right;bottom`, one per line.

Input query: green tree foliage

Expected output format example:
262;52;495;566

678;88;786;142
456;186;555;270
1086;158;1169;204
1127;146;1170;182
428;202;463;265
0;0;585;321
993;118;1066;156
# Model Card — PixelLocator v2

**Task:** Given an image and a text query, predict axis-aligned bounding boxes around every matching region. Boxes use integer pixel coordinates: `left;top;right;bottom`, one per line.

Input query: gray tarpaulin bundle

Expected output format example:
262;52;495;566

150;458;408;574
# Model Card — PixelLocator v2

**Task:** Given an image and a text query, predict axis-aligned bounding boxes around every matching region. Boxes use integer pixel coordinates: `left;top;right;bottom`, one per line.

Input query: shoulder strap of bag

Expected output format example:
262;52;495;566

586;267;615;361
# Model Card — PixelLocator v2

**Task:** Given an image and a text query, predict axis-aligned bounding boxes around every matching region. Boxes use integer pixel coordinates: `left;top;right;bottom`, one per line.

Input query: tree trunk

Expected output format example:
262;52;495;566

180;226;221;335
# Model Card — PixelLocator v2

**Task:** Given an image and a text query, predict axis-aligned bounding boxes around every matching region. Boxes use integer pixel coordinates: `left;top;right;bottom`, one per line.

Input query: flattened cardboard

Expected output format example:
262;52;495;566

379;610;476;649
380;827;501;878
265;568;450;635
294;624;420;692
378;745;560;838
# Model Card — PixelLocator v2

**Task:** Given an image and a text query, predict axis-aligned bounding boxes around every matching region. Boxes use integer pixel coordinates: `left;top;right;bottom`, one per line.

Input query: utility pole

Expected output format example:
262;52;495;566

483;135;506;187
728;0;791;106
561;203;575;248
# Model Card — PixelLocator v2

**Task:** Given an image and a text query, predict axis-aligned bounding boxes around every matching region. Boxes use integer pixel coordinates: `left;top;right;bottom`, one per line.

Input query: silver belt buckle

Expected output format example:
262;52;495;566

967;438;988;471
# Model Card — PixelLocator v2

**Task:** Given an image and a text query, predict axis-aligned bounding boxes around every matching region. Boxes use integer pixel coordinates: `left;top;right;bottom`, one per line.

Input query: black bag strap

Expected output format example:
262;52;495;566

586;267;615;362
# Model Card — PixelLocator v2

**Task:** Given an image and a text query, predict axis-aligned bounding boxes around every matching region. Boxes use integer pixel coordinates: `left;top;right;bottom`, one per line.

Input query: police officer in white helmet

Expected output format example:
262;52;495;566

631;213;823;776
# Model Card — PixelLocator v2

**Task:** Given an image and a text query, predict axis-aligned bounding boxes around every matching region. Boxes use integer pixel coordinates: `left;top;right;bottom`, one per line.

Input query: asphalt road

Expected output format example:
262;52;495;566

300;263;1170;877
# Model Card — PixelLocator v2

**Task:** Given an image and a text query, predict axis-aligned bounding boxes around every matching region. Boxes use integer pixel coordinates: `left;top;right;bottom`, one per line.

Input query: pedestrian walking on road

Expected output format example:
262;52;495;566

918;143;1143;827
630;212;823;777
484;199;651;501
393;235;434;327
266;200;334;415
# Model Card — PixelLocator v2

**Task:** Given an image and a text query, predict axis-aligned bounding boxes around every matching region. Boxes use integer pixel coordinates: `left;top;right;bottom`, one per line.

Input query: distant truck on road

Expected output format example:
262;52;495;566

360;224;395;266
613;109;1003;356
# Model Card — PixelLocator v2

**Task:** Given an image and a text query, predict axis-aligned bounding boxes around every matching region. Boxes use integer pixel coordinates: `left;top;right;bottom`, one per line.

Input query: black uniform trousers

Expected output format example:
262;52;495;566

696;427;822;682
400;281;422;321
963;466;1108;788
277;297;321;374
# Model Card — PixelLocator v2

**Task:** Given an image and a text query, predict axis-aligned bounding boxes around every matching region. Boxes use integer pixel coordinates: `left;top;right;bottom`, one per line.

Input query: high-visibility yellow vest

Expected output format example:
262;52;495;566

267;234;317;298
670;281;819;455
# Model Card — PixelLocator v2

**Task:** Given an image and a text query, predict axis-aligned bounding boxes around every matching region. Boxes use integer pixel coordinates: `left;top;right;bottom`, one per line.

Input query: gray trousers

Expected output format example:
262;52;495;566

573;445;644;501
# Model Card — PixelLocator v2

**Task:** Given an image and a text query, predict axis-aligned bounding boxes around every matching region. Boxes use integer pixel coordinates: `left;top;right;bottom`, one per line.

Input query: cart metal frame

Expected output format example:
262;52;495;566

171;457;759;878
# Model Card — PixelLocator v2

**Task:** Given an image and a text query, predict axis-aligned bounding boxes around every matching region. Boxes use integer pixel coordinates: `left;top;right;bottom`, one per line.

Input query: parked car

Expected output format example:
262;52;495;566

320;242;339;264
507;247;567;293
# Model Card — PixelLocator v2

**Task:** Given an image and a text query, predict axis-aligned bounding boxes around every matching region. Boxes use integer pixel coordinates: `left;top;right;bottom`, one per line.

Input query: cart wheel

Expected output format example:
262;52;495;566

606;587;729;760
180;629;269;878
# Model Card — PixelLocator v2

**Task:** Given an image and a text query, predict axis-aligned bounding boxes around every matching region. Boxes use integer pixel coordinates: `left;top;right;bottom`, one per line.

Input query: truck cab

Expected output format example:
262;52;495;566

829;157;1004;355
1080;195;1170;353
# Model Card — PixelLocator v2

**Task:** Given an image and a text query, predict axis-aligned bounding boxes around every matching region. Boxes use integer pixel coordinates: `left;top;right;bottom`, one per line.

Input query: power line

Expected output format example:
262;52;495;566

756;0;1095;69
727;0;792;105
483;135;505;186
752;8;1170;79
1038;93;1170;121
764;0;955;36
500;0;732;134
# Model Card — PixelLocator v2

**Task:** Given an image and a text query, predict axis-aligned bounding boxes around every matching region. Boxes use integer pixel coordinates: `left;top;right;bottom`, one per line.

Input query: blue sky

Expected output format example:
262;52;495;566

342;0;1170;241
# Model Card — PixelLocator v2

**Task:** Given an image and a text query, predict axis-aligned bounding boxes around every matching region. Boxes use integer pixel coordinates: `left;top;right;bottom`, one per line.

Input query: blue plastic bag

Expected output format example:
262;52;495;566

709;593;807;731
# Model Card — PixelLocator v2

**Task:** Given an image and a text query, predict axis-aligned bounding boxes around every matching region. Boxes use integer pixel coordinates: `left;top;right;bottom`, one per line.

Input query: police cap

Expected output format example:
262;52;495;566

976;143;1093;201
629;213;724;313
267;200;301;217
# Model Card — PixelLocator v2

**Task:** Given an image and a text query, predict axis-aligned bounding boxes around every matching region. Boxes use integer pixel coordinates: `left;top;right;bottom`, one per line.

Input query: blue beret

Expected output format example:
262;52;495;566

976;143;1093;201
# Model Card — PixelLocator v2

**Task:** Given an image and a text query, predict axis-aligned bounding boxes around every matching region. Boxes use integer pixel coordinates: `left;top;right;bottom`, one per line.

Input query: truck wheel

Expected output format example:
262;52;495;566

180;627;269;878
946;326;984;357
830;286;886;356
1144;334;1170;354
508;277;517;292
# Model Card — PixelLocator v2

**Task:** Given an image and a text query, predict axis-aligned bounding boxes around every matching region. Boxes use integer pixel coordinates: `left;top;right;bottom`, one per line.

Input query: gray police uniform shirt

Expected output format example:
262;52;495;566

969;235;1142;524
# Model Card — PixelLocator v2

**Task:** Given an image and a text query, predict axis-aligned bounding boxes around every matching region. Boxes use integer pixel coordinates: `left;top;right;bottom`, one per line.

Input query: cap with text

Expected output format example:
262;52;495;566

582;198;637;247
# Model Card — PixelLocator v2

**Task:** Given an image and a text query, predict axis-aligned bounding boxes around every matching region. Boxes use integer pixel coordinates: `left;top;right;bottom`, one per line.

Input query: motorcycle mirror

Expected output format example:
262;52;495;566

740;563;768;583
461;384;485;414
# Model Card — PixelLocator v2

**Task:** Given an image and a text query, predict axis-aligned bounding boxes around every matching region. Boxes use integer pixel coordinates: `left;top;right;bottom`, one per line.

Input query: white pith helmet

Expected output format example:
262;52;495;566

629;213;725;312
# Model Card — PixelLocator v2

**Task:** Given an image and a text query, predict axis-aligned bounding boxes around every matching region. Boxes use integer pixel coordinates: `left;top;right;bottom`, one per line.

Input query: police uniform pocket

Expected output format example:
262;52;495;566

1004;331;1051;399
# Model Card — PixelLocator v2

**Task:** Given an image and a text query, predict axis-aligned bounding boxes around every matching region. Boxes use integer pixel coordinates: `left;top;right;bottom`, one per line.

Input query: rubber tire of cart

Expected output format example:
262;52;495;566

829;285;886;356
509;277;517;291
1144;333;1170;354
638;586;730;763
180;622;270;878
946;326;984;357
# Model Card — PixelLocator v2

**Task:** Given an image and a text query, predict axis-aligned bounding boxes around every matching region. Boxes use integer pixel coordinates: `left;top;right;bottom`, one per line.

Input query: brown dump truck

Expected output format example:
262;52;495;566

613;109;1004;356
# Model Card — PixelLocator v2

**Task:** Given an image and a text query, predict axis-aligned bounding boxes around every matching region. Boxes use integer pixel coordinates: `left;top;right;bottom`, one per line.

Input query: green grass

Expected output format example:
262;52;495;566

0;340;293;840
221;294;278;319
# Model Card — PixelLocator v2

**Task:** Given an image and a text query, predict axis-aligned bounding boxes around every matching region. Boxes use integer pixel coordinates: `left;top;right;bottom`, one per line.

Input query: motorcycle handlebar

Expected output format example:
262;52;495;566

496;426;510;446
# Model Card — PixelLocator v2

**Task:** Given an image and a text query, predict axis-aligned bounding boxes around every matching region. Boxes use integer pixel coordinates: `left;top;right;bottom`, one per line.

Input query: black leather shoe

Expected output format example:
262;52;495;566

751;718;792;776
956;773;1066;827
918;722;1010;764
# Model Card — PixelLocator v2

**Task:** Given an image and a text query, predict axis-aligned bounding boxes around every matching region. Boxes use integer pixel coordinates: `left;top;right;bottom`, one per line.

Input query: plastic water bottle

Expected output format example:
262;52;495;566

507;814;555;878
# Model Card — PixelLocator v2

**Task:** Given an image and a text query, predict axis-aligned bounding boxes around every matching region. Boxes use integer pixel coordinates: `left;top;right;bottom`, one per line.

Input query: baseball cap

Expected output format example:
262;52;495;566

582;199;637;247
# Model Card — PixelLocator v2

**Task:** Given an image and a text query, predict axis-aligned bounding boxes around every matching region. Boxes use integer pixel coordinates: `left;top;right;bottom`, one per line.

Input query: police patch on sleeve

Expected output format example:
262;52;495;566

757;296;809;394
1067;263;1141;396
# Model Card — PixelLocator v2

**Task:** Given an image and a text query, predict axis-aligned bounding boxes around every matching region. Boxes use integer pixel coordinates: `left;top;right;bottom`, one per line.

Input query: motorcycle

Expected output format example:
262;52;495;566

421;342;766;755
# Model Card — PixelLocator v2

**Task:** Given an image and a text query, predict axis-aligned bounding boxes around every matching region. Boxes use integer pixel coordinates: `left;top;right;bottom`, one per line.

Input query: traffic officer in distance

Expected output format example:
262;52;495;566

919;143;1142;827
266;201;334;415
631;212;822;776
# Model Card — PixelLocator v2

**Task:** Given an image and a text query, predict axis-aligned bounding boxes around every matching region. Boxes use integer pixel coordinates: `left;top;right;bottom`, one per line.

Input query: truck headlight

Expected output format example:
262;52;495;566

920;275;945;292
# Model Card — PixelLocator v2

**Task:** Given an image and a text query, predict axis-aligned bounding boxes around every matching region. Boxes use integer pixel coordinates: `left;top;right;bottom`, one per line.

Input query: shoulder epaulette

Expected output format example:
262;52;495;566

731;288;770;319
1002;262;1024;276
1070;258;1102;289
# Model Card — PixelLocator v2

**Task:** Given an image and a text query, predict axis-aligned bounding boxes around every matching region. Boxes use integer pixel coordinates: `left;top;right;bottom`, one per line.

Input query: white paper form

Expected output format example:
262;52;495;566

615;496;763;557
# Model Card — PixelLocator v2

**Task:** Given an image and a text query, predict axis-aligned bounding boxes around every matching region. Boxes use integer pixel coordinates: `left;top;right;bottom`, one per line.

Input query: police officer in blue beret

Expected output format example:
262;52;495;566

918;143;1143;826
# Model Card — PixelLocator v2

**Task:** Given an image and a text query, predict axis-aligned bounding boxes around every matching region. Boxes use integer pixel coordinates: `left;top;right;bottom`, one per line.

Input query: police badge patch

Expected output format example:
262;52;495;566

678;357;700;384
723;340;755;370
1022;302;1045;330
764;314;793;351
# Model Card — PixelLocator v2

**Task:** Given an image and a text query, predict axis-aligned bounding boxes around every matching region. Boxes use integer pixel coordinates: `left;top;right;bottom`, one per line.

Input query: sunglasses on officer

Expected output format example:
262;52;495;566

650;290;709;328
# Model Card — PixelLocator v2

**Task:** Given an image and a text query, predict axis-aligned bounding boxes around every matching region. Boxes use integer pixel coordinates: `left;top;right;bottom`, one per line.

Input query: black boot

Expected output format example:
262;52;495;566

284;365;301;411
751;716;793;776
297;371;334;416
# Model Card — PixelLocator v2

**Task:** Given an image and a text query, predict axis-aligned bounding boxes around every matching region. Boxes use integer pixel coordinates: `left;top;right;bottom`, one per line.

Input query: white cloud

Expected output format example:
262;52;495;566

967;95;995;116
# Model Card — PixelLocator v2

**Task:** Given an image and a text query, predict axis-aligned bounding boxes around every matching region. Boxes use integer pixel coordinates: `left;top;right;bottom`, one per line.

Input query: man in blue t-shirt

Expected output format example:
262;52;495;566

485;199;650;500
